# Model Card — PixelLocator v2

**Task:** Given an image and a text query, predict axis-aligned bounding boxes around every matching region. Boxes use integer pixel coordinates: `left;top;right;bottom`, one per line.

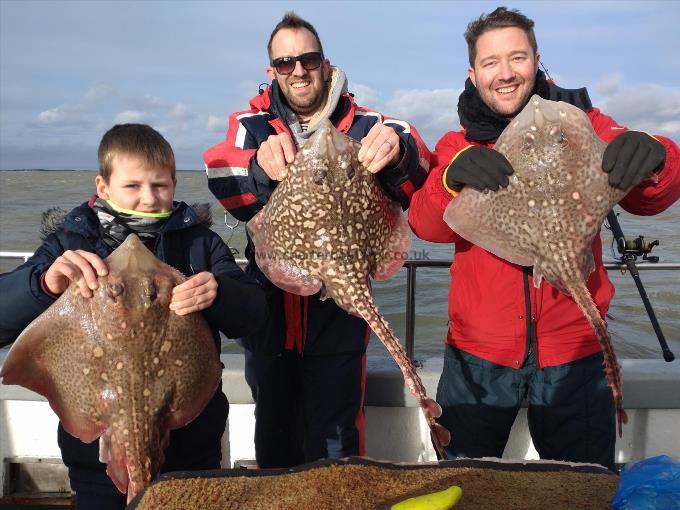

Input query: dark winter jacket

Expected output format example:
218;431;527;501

0;200;267;348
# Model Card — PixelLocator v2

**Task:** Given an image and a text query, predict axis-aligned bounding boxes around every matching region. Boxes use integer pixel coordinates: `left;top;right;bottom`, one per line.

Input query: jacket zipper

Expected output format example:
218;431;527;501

522;267;536;363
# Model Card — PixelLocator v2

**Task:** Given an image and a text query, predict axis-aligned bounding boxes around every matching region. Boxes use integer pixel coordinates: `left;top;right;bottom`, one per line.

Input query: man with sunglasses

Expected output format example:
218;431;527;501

408;7;680;470
204;12;429;469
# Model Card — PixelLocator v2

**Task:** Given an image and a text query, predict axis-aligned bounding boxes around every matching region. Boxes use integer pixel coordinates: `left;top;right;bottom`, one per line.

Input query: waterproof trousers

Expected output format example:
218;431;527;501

245;348;366;468
436;345;616;471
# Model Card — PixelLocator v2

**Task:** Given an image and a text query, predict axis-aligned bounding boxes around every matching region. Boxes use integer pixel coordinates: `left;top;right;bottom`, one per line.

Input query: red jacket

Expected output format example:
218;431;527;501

408;108;680;368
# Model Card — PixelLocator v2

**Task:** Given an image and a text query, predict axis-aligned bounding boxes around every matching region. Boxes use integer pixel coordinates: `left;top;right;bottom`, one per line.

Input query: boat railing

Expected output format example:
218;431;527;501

2;252;679;359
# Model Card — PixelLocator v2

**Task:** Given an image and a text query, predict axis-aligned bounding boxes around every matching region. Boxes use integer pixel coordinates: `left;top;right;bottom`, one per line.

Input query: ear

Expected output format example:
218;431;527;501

468;66;476;87
266;66;276;81
95;175;109;200
534;53;541;74
322;59;331;81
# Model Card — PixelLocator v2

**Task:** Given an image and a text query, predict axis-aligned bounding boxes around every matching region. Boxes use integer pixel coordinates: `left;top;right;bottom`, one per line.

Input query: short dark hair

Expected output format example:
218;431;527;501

98;124;175;182
465;6;537;66
267;11;324;60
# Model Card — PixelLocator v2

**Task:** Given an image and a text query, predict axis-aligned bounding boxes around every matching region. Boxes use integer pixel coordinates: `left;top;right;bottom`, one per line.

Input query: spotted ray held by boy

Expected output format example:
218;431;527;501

444;95;629;435
0;234;222;502
247;119;450;457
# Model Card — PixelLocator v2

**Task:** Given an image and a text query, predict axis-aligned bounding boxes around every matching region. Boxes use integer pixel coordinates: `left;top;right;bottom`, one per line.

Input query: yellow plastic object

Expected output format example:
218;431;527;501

391;485;463;510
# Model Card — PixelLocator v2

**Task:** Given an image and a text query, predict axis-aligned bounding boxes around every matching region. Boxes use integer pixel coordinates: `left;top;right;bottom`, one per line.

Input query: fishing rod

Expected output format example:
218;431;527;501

605;209;675;362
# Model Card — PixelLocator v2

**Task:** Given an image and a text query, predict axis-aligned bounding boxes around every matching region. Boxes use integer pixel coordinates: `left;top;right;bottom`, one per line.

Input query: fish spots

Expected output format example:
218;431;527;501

528;200;536;207
93;346;104;358
160;341;172;353
572;191;580;200
143;388;151;397
157;369;165;378
83;367;91;376
174;359;183;367
101;372;108;381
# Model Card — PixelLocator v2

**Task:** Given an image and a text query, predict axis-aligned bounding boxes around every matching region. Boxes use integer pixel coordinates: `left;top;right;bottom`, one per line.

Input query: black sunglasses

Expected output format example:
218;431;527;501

271;52;323;75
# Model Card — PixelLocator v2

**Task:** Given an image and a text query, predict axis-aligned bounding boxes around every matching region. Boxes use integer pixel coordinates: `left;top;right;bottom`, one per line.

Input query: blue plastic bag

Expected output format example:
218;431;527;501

613;455;680;510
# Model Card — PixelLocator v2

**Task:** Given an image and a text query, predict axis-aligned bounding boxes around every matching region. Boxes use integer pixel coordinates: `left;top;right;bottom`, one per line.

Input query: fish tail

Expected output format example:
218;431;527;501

568;282;628;437
352;290;450;459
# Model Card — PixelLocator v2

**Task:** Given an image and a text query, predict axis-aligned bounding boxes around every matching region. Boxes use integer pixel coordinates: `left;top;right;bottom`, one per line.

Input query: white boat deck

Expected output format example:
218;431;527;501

1;349;679;496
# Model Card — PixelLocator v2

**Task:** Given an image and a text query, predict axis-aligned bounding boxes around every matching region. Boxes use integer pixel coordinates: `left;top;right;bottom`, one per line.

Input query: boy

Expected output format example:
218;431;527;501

0;124;267;509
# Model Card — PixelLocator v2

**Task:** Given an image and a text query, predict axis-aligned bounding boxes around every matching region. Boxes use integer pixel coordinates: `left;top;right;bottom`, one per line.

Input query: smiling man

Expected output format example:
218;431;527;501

408;7;680;470
203;12;429;468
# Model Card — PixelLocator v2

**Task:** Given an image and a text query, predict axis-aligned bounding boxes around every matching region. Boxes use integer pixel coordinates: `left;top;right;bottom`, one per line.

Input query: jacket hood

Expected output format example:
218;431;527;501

40;200;213;239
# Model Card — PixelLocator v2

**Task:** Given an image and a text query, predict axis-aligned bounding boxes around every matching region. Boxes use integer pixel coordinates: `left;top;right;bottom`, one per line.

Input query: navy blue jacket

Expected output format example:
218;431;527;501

0;201;267;348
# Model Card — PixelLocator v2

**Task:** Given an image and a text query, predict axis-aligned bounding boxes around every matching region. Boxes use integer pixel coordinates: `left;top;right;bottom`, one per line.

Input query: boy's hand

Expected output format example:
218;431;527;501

44;250;108;298
170;272;218;316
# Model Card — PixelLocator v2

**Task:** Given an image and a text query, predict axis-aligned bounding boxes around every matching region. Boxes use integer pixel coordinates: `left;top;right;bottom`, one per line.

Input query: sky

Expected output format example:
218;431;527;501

1;0;679;170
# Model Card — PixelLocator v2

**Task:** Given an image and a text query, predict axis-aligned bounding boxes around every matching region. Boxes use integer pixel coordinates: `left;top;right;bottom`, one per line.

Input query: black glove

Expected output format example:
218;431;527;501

444;145;514;193
602;131;666;190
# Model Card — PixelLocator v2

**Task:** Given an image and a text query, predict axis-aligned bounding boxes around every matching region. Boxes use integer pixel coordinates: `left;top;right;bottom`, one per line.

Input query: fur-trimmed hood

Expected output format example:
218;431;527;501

40;201;213;239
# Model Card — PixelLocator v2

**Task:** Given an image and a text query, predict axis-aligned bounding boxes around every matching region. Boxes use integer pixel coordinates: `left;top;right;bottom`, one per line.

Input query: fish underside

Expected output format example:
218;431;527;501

444;95;629;436
248;120;450;457
0;234;222;502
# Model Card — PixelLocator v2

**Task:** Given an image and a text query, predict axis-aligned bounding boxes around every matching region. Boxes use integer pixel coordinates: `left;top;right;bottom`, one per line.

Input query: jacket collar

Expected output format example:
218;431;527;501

249;67;356;138
45;200;211;239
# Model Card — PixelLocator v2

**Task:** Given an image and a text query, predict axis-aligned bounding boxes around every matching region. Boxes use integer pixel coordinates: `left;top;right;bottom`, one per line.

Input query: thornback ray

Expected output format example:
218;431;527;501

0;234;222;502
444;95;630;436
247;120;450;458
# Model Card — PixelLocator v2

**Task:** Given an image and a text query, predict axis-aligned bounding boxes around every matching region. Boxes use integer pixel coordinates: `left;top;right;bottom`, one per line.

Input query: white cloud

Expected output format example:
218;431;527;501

83;82;116;103
385;88;461;147
36;103;86;126
113;110;149;124
595;78;680;138
207;115;228;133
37;106;71;124
351;83;380;108
168;103;195;121
596;73;624;97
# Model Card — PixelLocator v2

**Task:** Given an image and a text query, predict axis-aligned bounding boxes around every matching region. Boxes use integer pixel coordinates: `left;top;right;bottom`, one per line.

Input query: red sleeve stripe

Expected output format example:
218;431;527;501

400;180;415;198
219;193;258;210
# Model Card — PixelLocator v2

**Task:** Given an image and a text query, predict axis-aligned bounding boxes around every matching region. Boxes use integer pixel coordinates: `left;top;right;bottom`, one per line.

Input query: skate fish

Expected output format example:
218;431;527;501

0;234;222;502
247;120;450;457
444;95;628;436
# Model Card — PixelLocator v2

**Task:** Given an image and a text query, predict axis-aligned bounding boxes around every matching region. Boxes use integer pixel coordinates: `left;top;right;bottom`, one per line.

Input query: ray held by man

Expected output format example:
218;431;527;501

444;96;629;436
247;119;450;456
0;234;222;502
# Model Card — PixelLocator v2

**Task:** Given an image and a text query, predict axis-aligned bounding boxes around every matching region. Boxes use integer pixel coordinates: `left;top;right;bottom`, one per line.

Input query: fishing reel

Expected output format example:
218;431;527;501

615;235;659;263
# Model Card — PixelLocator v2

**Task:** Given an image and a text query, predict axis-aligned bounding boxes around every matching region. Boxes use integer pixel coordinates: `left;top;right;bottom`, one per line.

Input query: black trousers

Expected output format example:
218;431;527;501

244;349;366;468
436;345;616;471
58;388;229;510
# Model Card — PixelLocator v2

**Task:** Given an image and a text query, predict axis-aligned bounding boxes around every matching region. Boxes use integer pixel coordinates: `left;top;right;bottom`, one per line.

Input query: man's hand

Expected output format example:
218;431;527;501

43;250;108;298
602;131;666;190
358;123;401;173
444;145;513;194
170;272;218;316
256;132;297;181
